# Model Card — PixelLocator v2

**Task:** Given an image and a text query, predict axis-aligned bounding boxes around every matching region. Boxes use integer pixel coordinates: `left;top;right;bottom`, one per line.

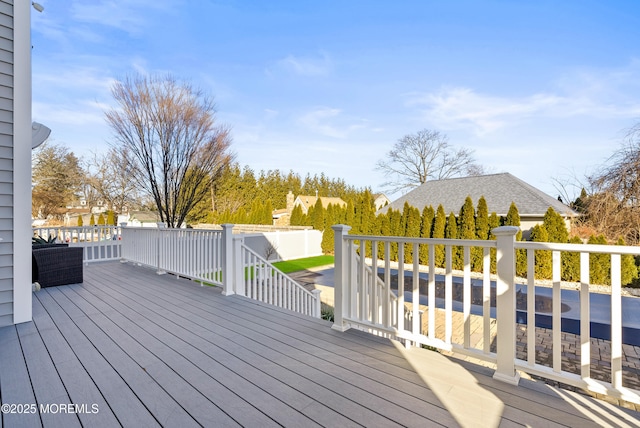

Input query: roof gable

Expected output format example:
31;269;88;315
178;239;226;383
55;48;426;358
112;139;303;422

385;173;578;217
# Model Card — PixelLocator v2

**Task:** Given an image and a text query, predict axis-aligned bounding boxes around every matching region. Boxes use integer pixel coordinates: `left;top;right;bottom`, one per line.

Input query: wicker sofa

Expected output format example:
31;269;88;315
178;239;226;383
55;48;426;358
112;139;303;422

32;244;83;288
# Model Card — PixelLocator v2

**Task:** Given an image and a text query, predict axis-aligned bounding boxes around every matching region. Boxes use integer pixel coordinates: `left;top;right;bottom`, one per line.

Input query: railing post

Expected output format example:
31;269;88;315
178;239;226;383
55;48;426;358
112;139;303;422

332;224;351;331
221;223;234;296
492;226;521;385
232;235;244;296
156;222;167;275
312;289;322;318
119;222;128;263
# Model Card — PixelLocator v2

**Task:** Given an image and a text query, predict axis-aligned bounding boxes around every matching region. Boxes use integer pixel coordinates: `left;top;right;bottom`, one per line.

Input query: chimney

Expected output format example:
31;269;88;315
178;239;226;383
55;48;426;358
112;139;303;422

286;191;294;212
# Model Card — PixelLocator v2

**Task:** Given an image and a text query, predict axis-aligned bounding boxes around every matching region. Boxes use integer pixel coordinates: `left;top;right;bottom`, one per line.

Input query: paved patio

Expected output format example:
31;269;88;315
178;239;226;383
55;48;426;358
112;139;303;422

1;261;639;427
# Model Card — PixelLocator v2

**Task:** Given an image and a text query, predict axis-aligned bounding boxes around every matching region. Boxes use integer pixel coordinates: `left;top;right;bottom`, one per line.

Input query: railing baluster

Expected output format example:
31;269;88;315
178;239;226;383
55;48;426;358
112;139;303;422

483;247;491;355
611;254;622;389
371;240;379;325
580;252;590;381
552;250;561;373
348;240;357;321
359;242;367;322
251;253;256;299
428;244;436;340
463;246;471;349
445;245;452;344
397;244;405;334
527;249;536;366
384;241;391;329
412;242;420;342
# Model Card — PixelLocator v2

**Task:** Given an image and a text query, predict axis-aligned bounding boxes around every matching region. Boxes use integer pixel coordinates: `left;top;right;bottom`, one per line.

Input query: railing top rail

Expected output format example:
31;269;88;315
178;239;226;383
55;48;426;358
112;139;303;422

517;241;640;255
33;225;119;230
344;233;497;248
121;226;222;234
344;232;640;255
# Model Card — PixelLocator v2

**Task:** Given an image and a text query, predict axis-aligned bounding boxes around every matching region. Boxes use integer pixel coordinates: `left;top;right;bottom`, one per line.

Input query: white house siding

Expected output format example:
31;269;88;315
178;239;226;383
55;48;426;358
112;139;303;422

0;0;13;327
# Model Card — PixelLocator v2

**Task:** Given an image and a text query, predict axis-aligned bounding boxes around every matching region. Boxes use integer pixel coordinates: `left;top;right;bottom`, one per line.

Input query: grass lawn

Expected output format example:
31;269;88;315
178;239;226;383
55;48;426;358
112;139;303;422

272;255;334;274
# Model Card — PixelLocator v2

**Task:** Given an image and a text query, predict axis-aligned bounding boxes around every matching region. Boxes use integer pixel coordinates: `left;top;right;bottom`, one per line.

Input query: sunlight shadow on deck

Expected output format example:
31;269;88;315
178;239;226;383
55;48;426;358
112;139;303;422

552;387;639;428
391;341;504;427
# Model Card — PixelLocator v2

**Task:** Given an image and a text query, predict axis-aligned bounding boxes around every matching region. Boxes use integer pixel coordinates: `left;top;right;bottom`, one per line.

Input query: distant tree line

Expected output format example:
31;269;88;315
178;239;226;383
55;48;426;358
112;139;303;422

188;162;367;225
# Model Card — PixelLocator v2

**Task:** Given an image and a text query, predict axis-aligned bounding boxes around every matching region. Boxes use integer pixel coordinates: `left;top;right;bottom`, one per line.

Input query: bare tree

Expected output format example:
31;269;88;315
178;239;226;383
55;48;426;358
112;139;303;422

376;129;483;194
585;128;640;243
105;74;234;228
85;147;141;214
263;241;279;260
551;169;589;207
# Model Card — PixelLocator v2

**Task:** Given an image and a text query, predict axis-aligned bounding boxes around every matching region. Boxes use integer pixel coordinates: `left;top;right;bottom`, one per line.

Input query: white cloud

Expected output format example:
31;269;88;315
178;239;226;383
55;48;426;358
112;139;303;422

69;0;177;34
298;107;369;139
33;100;106;126
409;61;640;136
34;66;115;95
263;109;279;119
273;53;333;77
410;88;562;135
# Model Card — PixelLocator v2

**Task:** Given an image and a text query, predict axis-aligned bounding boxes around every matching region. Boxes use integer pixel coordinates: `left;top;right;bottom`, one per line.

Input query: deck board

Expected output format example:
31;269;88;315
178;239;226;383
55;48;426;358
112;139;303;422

60;285;314;428
14;321;80;428
94;278;444;426
88;265;456;425
30;297;120;428
0;261;638;427
79;267;406;427
35;289;172;428
0;327;41;428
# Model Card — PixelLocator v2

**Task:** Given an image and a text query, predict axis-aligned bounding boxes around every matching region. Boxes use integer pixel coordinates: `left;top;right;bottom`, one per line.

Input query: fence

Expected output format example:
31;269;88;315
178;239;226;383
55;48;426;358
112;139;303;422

332;224;640;405
33;226;122;262
241;229;322;261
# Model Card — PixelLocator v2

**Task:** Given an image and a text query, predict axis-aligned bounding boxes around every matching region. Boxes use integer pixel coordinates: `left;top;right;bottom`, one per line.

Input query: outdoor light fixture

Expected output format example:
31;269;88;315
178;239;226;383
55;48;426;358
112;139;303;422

32;2;44;13
31;121;51;149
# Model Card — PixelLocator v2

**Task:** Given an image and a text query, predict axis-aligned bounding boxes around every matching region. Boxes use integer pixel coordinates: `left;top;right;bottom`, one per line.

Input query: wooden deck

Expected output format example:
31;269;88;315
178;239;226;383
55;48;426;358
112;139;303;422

1;262;639;427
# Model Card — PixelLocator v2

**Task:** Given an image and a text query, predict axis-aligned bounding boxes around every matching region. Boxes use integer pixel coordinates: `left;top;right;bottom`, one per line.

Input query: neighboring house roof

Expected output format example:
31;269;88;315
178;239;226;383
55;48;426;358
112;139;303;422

294;195;347;211
272;208;289;219
127;211;161;223
65;208;91;215
383;173;579;217
372;193;391;210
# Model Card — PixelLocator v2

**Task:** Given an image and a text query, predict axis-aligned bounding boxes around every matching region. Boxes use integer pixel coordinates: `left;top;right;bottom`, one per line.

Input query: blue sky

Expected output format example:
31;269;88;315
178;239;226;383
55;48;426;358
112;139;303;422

31;1;640;201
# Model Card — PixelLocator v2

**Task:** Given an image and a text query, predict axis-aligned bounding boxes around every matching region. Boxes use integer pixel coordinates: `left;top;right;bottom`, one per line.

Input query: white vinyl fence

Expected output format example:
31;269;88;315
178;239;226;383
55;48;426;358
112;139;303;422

332;224;640;405
242;229;322;261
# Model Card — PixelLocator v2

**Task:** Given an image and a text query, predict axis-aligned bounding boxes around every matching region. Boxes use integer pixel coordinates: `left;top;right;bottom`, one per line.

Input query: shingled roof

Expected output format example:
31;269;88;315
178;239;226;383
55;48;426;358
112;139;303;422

384;173;579;217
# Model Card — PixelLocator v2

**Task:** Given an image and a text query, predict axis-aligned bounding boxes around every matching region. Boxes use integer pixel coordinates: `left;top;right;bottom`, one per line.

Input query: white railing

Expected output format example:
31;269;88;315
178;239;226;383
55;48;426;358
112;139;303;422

332;224;640;405
120;226;225;287
119;224;322;318
350;249;399;332
232;237;321;318
33;226;122;262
